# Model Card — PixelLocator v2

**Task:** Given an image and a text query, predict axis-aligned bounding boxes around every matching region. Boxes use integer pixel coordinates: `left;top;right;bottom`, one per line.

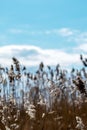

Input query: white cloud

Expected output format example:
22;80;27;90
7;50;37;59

58;28;73;37
65;29;87;45
0;45;81;69
8;27;75;37
43;28;74;37
1;27;87;69
75;43;87;53
7;28;82;44
9;29;24;34
8;28;43;35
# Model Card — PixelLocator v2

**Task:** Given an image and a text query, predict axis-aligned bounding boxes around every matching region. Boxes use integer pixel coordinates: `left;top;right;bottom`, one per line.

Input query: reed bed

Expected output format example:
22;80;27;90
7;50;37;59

0;55;87;130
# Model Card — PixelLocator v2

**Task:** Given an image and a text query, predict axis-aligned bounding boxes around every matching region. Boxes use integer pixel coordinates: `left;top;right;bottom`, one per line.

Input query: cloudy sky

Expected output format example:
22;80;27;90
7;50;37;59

0;0;87;69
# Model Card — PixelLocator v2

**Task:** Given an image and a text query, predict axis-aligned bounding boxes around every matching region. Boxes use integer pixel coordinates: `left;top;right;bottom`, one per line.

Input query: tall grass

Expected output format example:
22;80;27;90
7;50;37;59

0;56;87;130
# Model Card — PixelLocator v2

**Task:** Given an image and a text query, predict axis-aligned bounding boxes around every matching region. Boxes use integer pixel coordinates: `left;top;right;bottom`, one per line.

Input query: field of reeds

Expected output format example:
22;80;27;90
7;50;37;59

0;54;87;130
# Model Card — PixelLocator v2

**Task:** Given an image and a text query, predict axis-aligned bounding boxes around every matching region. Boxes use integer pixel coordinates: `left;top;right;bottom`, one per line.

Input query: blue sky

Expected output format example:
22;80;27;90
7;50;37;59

0;0;87;69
